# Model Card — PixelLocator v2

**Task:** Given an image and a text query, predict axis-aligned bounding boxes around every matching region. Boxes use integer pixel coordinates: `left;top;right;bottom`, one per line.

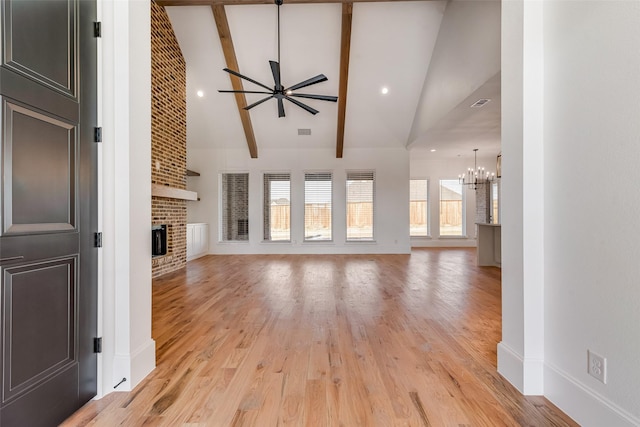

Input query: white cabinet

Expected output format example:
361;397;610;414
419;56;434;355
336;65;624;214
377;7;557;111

187;223;209;261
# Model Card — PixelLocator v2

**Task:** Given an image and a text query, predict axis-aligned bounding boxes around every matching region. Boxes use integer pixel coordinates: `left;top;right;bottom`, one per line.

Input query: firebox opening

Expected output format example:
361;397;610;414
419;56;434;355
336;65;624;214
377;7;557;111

152;224;167;257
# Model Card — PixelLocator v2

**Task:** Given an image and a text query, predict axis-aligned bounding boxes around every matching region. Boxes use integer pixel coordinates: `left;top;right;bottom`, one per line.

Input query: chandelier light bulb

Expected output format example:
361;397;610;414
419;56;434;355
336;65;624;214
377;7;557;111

459;149;495;190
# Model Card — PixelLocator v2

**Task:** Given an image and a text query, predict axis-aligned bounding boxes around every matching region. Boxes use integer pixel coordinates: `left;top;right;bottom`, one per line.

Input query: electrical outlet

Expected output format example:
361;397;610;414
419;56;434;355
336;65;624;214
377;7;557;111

588;350;607;384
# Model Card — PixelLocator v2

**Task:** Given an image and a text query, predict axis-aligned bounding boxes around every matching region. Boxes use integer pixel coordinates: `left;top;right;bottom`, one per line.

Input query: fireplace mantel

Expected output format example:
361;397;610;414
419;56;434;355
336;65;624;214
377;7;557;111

151;184;198;201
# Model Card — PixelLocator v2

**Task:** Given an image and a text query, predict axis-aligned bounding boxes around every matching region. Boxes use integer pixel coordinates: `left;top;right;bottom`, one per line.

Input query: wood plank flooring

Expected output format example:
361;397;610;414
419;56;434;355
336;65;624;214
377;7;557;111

62;248;577;426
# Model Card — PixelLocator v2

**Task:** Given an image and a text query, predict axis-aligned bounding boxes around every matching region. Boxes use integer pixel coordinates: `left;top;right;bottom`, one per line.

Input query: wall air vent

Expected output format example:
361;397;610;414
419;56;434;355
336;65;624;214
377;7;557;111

470;98;491;108
298;128;311;136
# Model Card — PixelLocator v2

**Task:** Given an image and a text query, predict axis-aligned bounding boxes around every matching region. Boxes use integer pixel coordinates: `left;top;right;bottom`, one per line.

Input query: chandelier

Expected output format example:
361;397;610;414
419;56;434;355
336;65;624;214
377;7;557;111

459;149;495;190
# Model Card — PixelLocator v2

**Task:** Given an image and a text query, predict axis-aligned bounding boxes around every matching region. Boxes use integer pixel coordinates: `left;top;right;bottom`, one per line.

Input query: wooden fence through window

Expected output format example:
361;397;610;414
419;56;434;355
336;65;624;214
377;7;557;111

268;201;463;231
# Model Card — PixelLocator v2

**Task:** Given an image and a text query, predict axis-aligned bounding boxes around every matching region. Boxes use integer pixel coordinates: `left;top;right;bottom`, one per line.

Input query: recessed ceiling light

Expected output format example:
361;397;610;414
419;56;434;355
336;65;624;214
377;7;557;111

381;87;389;95
430;149;437;152
196;90;204;98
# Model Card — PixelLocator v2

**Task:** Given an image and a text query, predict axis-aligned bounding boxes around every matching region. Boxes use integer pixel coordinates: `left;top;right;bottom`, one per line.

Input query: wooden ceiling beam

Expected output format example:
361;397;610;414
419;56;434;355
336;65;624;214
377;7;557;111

211;5;259;158
336;2;352;159
158;0;430;6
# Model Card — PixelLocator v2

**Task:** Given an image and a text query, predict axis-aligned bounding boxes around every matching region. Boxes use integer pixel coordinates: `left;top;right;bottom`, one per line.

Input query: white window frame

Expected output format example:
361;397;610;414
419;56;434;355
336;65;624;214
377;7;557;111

345;170;375;242
438;179;466;238
491;181;500;224
409;178;430;238
219;172;250;242
303;171;333;242
262;172;292;242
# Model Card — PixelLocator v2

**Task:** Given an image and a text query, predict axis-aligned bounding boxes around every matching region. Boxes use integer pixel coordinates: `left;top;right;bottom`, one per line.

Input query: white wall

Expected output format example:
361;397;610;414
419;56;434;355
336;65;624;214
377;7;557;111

501;1;640;425
187;147;410;254
541;1;640;425
99;0;155;396
498;0;545;395
410;151;498;247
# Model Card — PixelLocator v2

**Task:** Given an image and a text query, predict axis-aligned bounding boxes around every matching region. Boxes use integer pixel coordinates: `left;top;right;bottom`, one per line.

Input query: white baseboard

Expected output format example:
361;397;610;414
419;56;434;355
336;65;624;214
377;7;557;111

411;238;477;248
545;363;640;427
523;356;544;395
130;338;156;389
497;342;544;394
498;342;524;392
112;338;156;392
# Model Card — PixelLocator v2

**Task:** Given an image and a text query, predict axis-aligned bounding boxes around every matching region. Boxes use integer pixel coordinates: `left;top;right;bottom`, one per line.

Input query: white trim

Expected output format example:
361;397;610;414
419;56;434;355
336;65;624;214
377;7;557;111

129;339;156;390
411;238;476;248
100;0;155;398
497;342;524;392
522;357;544;395
345;169;376;242
111;338;155;392
497;343;544;396
409;178;430;238
545;364;640;427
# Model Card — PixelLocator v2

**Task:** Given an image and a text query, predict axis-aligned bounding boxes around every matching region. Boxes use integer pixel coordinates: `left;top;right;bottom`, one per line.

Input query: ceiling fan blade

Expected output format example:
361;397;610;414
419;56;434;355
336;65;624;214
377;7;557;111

218;90;273;94
277;97;285;118
285;96;319;115
223;68;273;92
285;74;328;92
244;95;274;111
289;93;338;102
269;61;282;91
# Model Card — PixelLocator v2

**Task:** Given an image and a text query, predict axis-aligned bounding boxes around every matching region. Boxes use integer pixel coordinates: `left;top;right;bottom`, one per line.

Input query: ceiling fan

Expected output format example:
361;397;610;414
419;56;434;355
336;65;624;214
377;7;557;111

218;0;338;118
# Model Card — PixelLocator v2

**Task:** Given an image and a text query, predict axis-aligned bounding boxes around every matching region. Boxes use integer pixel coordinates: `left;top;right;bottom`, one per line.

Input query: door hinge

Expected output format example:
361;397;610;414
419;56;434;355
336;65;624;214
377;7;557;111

94;127;102;143
94;22;102;38
94;232;103;248
94;337;103;353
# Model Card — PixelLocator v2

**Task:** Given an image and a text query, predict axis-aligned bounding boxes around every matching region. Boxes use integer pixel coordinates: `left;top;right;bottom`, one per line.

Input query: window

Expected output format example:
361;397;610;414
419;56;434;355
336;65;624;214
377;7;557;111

491;182;500;224
304;172;332;241
439;179;464;236
220;173;249;241
346;171;375;241
410;179;429;237
263;173;291;241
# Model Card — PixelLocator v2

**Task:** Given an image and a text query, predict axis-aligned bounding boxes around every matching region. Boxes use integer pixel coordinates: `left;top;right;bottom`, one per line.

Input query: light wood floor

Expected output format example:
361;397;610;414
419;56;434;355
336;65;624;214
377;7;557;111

63;249;577;426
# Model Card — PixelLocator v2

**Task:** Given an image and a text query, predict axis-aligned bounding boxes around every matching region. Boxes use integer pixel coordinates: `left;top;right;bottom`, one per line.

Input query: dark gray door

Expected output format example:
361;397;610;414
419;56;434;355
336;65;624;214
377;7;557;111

0;0;98;425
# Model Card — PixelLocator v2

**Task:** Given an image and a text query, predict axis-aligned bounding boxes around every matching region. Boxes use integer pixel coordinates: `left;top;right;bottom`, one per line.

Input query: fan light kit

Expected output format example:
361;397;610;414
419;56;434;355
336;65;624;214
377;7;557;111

218;0;338;118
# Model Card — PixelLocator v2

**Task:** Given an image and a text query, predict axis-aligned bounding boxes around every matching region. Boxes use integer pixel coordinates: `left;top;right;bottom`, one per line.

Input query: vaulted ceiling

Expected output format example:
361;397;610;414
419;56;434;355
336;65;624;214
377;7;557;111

159;0;501;160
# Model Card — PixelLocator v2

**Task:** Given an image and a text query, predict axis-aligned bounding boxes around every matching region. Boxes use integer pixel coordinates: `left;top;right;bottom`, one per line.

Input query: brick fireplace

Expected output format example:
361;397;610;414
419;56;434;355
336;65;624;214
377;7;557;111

150;0;187;278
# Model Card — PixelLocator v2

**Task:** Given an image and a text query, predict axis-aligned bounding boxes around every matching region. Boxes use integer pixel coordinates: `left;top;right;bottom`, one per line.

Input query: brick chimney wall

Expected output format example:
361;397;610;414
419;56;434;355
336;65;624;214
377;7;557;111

151;0;187;278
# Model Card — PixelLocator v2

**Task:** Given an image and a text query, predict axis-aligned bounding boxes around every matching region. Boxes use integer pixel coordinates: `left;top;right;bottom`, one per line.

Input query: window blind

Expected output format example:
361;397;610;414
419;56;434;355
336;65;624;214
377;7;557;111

439;179;464;236
263;173;291;241
346;171;375;241
304;172;332;241
410;179;428;237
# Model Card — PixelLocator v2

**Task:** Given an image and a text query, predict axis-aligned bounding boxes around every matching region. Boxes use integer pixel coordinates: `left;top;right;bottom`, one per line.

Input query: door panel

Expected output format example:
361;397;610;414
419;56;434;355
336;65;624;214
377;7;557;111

0;365;78;427
1;0;77;97
3;100;77;234
3;258;77;401
0;0;97;425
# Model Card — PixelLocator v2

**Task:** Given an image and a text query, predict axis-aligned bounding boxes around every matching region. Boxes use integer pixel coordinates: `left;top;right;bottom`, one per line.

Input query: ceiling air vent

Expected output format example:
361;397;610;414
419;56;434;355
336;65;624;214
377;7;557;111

470;98;491;108
298;128;311;136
